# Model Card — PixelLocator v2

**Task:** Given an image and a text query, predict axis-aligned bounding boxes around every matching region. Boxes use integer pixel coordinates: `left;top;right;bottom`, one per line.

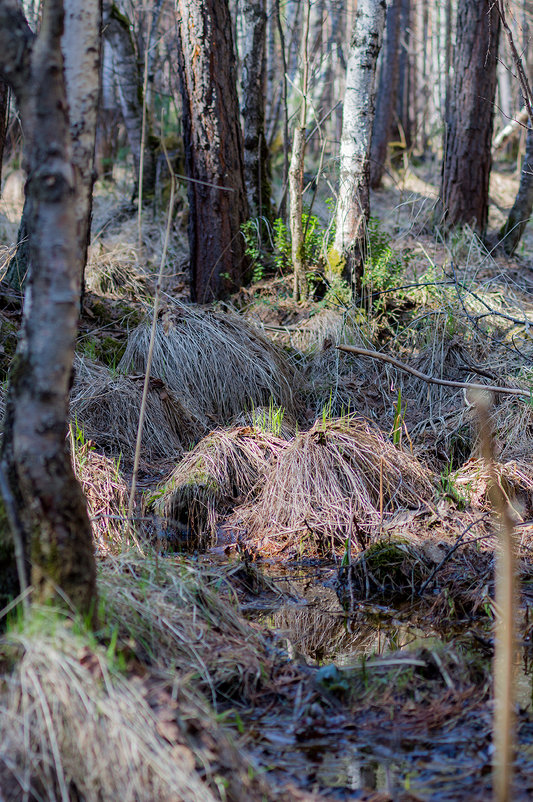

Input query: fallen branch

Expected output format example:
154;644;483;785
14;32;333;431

336;345;528;397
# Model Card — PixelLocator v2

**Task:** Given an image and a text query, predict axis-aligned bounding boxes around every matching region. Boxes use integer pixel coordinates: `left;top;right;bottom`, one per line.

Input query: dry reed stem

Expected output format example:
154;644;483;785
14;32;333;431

474;392;518;802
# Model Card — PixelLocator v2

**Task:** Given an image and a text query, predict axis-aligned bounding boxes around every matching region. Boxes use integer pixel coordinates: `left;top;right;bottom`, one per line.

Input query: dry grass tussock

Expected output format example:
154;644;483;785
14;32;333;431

98;553;266;699
0;620;217;802
235;415;434;557
452;457;533;519
119;300;300;429
70;355;205;465
153;426;286;546
70;426;129;554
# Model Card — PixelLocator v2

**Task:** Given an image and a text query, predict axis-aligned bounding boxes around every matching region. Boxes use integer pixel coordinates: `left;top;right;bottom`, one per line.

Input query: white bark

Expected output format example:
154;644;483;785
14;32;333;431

334;0;386;278
63;0;101;271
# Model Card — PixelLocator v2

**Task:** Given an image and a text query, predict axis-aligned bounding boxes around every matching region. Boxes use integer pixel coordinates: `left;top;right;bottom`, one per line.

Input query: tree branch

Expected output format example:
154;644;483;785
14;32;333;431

336;345;528;397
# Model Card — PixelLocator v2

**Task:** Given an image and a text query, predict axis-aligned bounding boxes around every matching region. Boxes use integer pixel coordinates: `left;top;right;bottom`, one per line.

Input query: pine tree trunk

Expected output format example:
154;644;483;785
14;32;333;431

241;0;271;221
176;0;250;303
0;0;96;616
370;0;401;188
440;0;500;233
334;0;386;289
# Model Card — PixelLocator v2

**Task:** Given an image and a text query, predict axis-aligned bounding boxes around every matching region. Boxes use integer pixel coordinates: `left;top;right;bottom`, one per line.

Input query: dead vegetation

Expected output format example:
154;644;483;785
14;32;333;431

70;355;204;466
119;301;301;429
152;426;286;547
234;415;435;557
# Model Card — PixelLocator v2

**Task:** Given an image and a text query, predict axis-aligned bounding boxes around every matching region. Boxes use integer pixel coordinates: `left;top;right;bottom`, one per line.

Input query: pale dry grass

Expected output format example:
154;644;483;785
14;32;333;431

235;415;435;556
119;301;301;429
70;427;130;555
0;622;217;802
153;426;286;545
98;553;266;698
70;355;204;465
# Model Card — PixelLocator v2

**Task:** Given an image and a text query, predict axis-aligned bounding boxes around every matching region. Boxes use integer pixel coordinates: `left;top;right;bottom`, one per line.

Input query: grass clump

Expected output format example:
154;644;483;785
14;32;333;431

70;355;205;466
152;426;286;547
0;613;217;802
235;415;434;557
119;301;301;430
70;424;130;554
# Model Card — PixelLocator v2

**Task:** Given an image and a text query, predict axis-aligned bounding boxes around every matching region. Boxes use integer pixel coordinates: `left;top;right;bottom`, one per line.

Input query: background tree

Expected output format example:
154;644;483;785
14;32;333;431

0;80;8;187
0;0;97;616
334;0;386;290
176;0;249;303
370;0;401;188
440;0;500;233
241;0;271;222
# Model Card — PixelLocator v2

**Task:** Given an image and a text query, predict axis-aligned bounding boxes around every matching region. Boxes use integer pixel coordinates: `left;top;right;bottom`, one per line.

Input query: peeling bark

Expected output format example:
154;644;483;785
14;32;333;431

0;0;96;616
334;0;386;289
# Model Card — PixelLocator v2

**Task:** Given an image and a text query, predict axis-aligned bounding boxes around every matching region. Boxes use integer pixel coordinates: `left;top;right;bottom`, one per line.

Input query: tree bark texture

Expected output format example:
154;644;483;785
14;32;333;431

289;125;306;300
499;124;533;255
241;0;271;221
334;0;386;288
0;80;8;188
440;0;500;233
370;0;401;188
62;0;101;276
102;1;157;197
0;0;96;616
176;0;250;303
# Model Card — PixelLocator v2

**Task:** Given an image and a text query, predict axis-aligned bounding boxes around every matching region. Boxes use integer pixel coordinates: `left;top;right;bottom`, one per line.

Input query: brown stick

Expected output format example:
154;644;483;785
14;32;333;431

336;345;528;397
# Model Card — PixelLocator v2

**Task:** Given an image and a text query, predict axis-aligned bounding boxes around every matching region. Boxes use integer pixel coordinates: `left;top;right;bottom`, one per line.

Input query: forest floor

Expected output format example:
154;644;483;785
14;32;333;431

3;158;533;799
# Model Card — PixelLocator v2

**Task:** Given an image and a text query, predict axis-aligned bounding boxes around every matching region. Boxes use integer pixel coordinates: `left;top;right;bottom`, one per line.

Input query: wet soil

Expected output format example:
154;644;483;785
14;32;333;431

218;557;533;801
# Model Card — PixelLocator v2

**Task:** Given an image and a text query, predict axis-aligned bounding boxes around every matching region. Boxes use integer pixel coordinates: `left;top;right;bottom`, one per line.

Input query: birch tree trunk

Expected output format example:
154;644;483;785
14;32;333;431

334;0;386;290
0;0;96;616
176;0;250;303
62;0;101;278
440;0;500;233
241;0;271;220
103;1;157;197
0;80;8;188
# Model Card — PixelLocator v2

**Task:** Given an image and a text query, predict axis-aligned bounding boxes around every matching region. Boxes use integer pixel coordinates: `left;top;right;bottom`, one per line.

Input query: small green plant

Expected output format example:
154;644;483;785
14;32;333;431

363;217;406;306
391;388;404;447
250;399;285;436
439;463;468;509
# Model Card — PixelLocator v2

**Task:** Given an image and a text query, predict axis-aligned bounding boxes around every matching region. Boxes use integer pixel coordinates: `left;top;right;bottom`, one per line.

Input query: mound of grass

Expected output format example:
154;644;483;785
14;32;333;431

119;301;301;429
70;356;205;465
152;426;286;547
0;618;217;802
235;415;434;556
70;425;130;554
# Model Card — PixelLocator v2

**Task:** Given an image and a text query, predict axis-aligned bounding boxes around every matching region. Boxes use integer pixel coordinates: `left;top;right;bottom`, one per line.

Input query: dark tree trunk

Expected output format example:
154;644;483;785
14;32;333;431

499;124;533;254
241;0;271;221
440;0;500;233
394;0;411;149
102;1;157;198
0;79;8;187
370;0;401;188
0;0;96;617
176;0;250;303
